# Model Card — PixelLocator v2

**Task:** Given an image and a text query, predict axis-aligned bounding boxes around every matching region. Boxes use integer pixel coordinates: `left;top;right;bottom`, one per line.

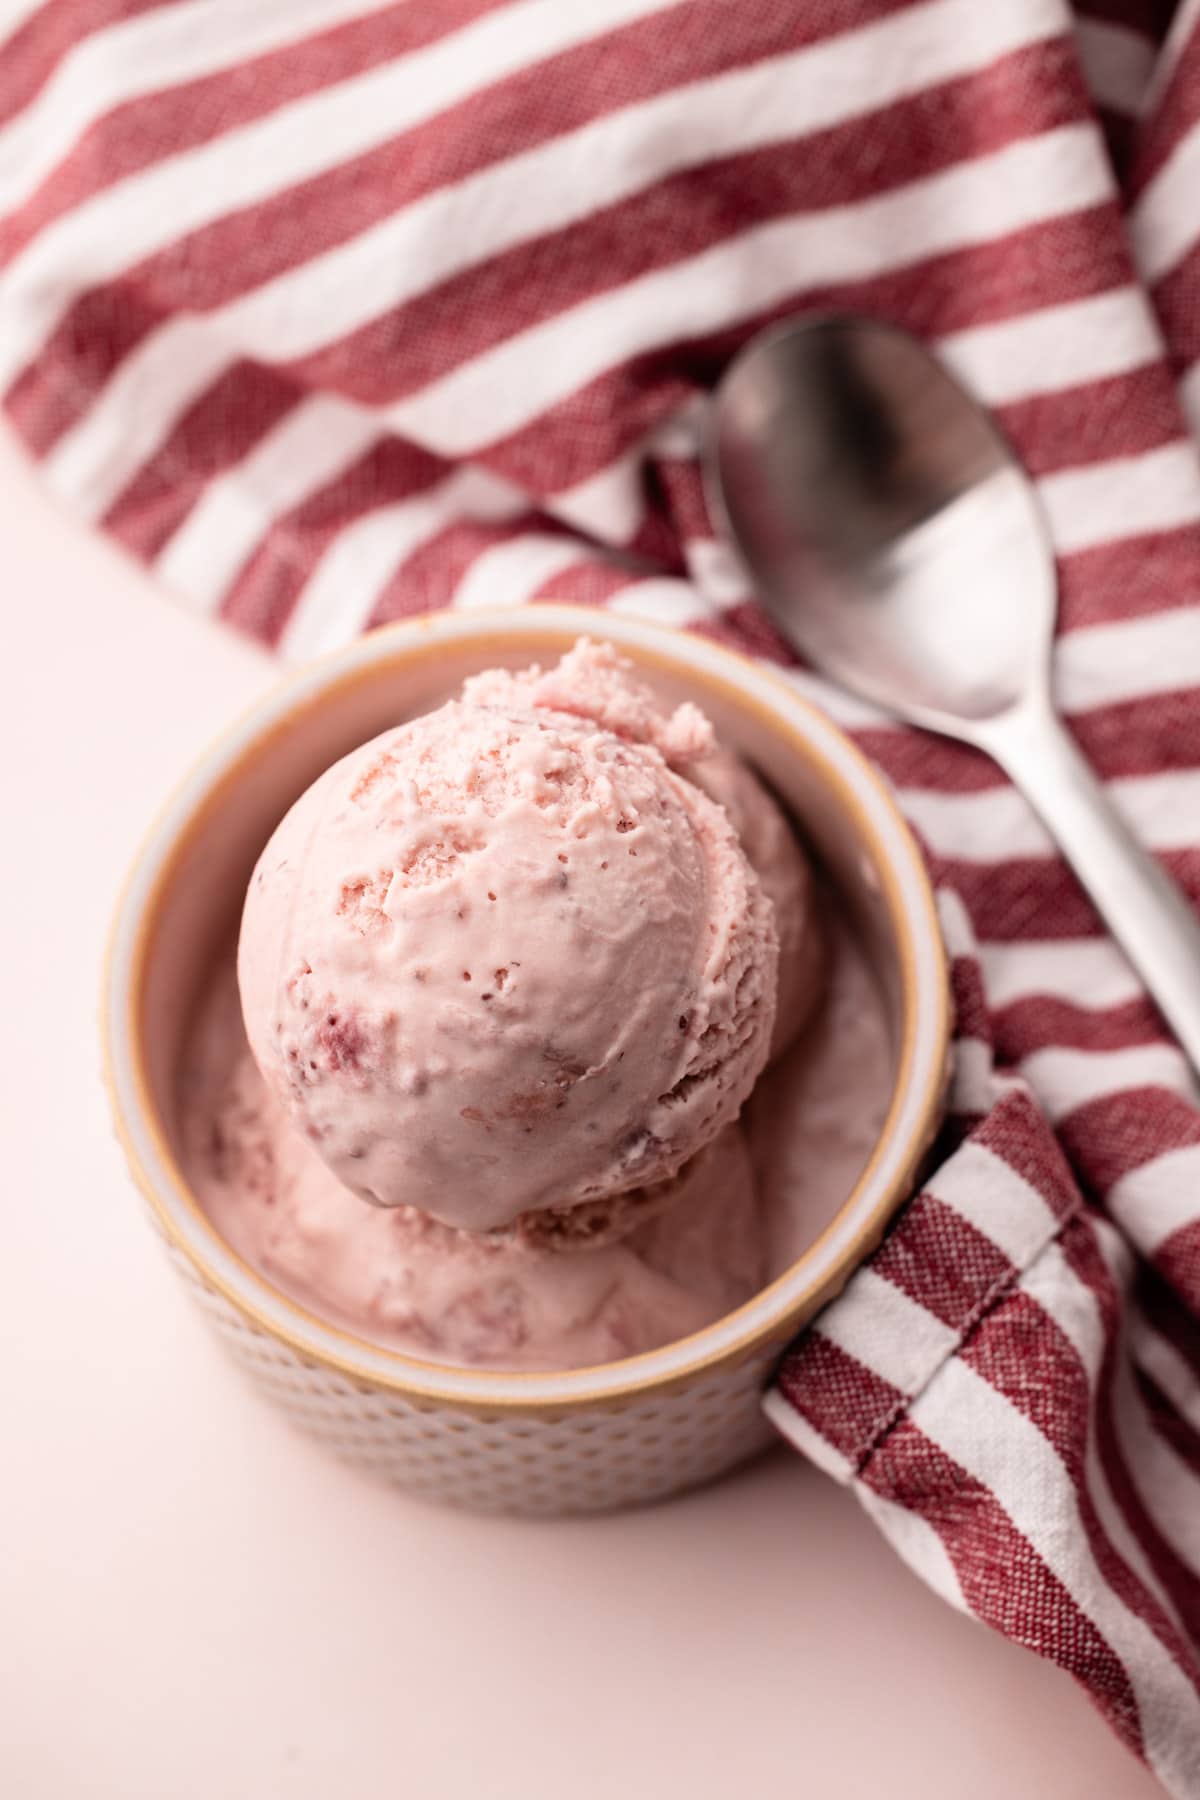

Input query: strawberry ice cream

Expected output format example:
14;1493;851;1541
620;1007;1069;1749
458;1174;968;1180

176;639;888;1373
238;641;778;1232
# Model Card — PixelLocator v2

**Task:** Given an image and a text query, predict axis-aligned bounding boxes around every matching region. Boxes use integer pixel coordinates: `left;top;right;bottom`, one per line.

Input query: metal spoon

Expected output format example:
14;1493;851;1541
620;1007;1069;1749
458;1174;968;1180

708;313;1200;1078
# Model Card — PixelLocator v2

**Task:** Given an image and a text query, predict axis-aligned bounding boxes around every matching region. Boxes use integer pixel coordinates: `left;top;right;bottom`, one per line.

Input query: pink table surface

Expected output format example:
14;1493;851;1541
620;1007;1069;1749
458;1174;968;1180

0;422;1160;1800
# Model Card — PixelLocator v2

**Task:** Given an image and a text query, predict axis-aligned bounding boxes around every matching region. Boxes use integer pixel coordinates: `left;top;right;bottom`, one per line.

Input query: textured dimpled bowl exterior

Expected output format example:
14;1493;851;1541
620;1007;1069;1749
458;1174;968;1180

104;607;950;1515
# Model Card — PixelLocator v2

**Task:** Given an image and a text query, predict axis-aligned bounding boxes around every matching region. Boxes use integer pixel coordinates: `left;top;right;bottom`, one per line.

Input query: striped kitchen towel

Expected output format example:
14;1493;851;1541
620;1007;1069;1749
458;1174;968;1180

3;1;1200;1789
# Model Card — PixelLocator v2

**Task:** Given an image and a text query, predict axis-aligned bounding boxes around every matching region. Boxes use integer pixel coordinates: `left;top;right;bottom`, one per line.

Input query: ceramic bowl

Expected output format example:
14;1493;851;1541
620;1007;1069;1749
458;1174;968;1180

104;605;950;1514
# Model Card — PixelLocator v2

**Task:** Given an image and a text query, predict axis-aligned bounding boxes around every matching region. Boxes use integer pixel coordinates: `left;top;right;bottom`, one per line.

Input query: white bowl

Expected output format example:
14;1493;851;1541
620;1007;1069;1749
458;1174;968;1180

104;606;950;1514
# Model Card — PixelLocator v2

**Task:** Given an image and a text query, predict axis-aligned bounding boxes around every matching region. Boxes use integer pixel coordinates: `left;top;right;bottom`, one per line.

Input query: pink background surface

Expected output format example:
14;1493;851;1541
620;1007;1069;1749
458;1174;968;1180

0;422;1160;1799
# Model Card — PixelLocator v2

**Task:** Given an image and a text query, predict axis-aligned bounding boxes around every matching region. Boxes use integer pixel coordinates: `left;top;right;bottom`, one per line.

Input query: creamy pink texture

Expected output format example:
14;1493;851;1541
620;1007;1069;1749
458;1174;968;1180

181;963;765;1371
464;641;819;1056
238;643;778;1233
693;748;821;1058
460;641;819;1055
178;916;887;1371
747;912;894;1274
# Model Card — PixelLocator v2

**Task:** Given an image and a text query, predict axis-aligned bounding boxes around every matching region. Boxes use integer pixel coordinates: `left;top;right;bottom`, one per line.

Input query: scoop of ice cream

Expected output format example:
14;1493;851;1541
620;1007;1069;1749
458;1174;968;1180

238;643;778;1233
184;964;765;1370
692;750;823;1057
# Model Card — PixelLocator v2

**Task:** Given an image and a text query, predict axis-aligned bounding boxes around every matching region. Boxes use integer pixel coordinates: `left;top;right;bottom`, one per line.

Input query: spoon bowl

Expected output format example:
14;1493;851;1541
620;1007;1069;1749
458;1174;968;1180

710;316;1054;737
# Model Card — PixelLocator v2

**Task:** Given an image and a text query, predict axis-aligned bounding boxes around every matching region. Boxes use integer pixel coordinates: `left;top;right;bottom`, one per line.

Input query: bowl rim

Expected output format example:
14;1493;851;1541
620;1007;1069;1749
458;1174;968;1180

103;605;950;1412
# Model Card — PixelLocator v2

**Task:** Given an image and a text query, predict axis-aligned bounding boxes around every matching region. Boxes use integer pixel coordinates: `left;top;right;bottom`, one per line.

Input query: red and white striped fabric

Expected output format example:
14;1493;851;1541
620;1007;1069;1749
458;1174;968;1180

4;0;1200;1787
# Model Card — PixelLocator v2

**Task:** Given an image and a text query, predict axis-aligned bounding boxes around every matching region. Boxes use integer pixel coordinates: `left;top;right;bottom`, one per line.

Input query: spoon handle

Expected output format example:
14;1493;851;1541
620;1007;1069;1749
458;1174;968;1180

987;703;1200;1083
